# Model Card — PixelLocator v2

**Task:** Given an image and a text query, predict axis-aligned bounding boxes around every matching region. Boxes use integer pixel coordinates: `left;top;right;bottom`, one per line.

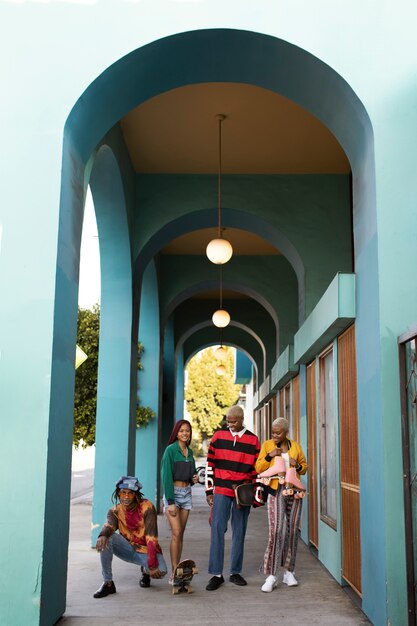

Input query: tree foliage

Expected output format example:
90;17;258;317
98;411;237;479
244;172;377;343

185;347;241;446
73;304;100;447
73;304;155;447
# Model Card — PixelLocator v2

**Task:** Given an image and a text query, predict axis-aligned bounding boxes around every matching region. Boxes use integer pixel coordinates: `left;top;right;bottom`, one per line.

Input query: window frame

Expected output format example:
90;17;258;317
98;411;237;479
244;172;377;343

319;345;337;530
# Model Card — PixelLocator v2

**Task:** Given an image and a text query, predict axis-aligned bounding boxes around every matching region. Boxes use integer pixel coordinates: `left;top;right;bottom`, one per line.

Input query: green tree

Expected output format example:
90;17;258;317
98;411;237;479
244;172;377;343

73;304;100;447
73;305;155;447
185;347;241;449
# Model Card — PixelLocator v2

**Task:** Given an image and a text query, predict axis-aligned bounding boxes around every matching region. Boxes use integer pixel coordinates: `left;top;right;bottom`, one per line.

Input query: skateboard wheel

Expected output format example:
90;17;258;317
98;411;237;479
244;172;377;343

177;568;183;576
192;567;198;575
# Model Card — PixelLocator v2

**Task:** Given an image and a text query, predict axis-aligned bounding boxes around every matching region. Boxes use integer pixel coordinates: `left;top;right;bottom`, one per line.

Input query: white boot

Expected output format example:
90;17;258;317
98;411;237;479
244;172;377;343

261;574;278;592
282;569;298;586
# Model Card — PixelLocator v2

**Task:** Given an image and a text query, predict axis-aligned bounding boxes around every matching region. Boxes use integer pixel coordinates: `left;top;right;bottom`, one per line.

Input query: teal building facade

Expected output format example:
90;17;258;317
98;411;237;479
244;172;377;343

1;3;417;625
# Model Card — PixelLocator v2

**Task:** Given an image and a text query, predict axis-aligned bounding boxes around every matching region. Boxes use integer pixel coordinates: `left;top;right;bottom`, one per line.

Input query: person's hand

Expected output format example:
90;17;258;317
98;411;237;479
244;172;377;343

148;567;164;579
268;447;282;458
192;473;199;484
96;536;108;552
206;494;214;507
289;456;297;467
168;504;177;517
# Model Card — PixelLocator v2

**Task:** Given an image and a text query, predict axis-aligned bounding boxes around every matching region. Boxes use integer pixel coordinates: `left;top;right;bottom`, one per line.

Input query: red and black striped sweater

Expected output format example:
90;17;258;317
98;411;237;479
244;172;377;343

205;428;260;498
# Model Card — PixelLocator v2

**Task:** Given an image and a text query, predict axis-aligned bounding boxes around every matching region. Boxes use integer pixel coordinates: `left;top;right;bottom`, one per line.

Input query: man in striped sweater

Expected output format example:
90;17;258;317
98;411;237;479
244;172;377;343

205;405;260;591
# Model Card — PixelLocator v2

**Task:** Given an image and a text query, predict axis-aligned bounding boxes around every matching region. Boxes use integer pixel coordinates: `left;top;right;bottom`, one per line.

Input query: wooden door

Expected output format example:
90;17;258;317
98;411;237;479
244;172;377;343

307;361;319;548
338;325;362;595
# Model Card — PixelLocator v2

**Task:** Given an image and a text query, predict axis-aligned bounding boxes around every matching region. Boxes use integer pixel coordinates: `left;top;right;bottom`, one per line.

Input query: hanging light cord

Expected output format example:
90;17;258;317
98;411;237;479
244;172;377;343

219;265;223;310
216;114;225;239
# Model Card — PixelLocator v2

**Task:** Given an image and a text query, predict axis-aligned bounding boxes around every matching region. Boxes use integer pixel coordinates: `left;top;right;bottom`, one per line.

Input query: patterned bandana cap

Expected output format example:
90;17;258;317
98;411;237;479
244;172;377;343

116;476;142;492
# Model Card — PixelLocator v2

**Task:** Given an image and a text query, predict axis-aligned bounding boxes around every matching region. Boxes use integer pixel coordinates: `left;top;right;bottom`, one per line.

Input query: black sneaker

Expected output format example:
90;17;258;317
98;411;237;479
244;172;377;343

229;573;247;586
206;575;224;591
93;581;116;598
139;567;151;588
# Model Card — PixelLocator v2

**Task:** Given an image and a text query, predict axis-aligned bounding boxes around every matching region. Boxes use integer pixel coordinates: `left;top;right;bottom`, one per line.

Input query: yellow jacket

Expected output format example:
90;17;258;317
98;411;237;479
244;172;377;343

255;438;307;493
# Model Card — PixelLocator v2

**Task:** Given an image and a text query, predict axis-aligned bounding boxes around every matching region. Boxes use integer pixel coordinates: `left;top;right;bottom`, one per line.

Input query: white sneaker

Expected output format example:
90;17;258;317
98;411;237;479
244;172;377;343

261;575;278;592
283;570;298;586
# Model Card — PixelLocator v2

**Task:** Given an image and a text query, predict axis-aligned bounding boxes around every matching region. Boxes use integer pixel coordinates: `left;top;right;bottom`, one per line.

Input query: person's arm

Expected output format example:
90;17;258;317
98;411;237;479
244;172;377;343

255;440;275;474
161;445;175;505
251;436;261;481
143;502;164;578
190;449;198;484
295;443;307;475
96;508;118;551
205;433;217;504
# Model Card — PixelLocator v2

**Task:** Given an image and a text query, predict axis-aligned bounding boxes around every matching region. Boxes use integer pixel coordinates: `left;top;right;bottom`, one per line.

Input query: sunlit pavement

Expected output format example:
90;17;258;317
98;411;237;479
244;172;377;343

62;482;370;626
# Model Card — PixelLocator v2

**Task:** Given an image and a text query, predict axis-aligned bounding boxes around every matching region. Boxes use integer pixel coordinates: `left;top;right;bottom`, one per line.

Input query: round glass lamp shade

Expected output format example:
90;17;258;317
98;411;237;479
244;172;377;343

216;364;227;376
206;238;233;265
212;309;231;328
214;346;227;361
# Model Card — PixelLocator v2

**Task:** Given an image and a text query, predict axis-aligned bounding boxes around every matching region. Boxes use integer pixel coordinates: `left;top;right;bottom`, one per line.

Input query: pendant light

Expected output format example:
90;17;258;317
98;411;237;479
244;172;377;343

206;114;233;265
212;265;230;328
216;364;227;376
214;330;227;361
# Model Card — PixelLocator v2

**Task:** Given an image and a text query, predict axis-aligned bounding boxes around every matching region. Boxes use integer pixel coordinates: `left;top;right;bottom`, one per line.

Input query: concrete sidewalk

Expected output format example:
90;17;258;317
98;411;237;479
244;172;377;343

61;485;370;626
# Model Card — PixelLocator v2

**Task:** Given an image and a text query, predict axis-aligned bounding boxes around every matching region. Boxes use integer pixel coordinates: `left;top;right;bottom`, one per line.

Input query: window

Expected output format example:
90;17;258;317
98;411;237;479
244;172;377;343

284;382;292;433
320;347;337;528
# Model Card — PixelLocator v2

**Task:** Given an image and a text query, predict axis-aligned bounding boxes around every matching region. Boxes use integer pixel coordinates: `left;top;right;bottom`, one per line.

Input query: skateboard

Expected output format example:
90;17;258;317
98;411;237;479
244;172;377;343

172;559;198;594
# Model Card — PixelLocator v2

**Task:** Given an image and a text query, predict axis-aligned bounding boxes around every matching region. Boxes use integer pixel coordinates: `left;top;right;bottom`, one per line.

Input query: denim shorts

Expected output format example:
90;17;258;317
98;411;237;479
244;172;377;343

163;486;193;511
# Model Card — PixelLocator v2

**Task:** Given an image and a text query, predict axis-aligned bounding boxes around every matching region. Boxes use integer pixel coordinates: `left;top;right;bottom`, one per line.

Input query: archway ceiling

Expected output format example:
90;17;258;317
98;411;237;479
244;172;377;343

160;227;281;256
120;82;350;175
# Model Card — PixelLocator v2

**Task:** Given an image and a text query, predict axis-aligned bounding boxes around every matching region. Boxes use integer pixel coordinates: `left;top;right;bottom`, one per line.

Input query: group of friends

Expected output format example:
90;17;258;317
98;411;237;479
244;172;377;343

93;404;307;598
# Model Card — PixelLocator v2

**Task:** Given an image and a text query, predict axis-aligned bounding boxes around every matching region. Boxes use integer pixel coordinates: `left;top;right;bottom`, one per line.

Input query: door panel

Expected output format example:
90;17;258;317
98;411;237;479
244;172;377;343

338;325;362;595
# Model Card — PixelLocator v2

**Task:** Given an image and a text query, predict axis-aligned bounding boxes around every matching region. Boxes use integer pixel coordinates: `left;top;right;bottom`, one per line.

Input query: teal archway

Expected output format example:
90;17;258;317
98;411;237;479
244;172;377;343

46;27;379;626
89;143;135;543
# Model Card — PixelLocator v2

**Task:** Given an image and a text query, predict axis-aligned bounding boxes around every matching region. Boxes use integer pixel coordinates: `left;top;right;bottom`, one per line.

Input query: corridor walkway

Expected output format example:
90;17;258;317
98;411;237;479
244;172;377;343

62;484;370;626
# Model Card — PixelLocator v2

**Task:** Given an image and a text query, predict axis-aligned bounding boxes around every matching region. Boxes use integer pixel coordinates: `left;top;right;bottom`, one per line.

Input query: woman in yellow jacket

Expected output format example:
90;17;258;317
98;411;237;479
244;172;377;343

255;417;307;592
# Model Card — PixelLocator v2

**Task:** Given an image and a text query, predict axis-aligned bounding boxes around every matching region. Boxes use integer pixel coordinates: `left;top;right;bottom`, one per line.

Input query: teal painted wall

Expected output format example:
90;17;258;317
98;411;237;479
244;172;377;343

161;317;176;446
175;346;185;421
2;13;417;626
135;261;160;505
89;145;135;545
235;350;253;384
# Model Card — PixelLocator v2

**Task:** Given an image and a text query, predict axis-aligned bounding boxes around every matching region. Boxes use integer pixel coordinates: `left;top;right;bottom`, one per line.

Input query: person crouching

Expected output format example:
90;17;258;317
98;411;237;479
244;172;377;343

93;476;167;598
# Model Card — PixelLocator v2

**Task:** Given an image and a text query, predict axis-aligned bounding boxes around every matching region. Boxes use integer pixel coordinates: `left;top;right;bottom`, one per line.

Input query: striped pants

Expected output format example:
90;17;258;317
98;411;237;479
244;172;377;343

262;487;302;575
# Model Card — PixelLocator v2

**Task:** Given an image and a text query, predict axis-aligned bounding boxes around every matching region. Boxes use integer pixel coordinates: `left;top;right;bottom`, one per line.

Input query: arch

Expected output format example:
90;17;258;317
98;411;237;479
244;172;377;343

182;324;264;382
135;208;305;321
88;144;135;543
135;259;160;504
66;28;371;173
185;343;257;379
164;280;279;336
54;26;379;625
176;319;266;379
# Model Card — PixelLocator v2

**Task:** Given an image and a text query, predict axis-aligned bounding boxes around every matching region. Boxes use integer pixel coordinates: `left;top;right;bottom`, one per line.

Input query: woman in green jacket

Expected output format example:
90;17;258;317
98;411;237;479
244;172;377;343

161;419;197;582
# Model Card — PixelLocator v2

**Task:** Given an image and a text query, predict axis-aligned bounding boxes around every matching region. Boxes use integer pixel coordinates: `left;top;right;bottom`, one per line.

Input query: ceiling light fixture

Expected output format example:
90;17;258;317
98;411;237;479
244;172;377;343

206;114;233;265
212;265;231;328
214;345;227;361
216;364;227;376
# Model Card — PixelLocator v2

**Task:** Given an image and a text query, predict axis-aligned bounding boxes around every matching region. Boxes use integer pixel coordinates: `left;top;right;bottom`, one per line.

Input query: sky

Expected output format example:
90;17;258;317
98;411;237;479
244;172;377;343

78;187;100;309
